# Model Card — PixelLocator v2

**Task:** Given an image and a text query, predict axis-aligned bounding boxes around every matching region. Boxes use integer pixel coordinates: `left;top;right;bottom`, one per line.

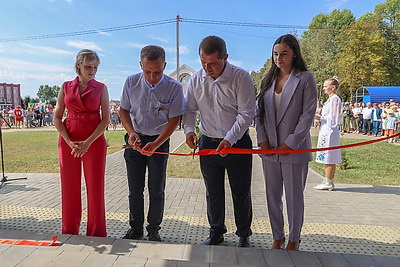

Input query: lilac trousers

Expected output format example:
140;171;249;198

261;160;308;242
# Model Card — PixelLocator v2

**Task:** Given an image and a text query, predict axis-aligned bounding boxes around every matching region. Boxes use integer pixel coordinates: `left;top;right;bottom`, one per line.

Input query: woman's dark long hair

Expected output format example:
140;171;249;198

257;34;308;123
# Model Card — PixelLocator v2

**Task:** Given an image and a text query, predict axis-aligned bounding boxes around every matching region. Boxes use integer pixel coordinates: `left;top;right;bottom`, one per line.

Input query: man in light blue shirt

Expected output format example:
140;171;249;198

184;35;256;247
119;45;185;242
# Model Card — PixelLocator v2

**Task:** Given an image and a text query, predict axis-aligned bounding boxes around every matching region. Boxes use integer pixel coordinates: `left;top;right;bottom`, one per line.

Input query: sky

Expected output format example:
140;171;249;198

0;0;385;101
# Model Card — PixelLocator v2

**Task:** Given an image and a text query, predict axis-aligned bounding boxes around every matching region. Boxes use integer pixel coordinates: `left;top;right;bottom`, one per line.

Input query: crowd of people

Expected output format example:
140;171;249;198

314;99;400;143
0;104;124;131
0;105;55;128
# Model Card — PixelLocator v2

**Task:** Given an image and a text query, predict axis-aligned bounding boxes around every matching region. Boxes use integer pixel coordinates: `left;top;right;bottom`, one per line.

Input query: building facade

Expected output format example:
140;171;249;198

168;64;197;95
0;83;21;109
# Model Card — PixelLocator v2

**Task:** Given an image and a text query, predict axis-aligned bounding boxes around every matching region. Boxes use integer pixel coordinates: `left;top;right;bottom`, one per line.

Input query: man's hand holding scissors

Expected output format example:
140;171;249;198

185;132;198;158
126;131;141;150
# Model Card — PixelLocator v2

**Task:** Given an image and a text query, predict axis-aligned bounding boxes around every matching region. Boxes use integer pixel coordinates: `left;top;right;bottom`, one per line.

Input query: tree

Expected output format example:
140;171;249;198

374;0;400;28
374;0;400;85
21;96;40;109
37;85;60;104
301;9;355;99
334;14;387;100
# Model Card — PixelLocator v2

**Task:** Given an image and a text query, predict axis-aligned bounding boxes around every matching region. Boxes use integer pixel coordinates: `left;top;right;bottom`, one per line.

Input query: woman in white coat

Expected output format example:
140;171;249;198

256;34;317;251
314;77;342;190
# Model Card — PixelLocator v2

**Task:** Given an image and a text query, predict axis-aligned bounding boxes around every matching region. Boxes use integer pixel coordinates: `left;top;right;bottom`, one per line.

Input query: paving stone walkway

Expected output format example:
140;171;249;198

0;128;399;266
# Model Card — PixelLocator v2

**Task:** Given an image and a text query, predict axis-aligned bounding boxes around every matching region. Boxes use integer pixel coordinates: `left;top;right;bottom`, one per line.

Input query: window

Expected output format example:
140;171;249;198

179;74;191;83
15;97;19;102
14;89;19;94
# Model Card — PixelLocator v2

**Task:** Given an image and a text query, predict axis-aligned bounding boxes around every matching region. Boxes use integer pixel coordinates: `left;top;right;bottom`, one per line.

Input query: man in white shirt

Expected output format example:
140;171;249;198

183;36;256;247
362;102;373;135
352;102;362;133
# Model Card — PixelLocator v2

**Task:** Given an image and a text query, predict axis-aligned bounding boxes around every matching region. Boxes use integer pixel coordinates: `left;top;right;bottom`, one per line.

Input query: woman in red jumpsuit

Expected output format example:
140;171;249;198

54;49;110;237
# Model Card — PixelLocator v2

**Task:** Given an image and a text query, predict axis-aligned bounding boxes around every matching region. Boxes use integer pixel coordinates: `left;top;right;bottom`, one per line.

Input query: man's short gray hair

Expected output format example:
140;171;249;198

140;45;165;61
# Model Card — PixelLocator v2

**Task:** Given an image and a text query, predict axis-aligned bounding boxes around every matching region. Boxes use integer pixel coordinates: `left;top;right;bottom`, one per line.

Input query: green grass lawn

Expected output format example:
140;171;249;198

2;130;126;173
3;130;399;186
166;143;202;179
309;136;400;186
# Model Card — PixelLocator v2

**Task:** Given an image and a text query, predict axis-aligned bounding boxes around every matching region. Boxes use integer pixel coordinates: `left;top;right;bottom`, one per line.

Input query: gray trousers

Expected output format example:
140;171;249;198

261;160;308;242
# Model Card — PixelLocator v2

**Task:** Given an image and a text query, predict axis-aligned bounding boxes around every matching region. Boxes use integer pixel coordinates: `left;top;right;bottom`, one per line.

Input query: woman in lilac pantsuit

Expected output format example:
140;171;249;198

256;34;317;251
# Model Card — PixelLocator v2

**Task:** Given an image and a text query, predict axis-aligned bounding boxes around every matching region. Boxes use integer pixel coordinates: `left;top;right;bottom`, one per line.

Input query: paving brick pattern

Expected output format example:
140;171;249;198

0;128;399;266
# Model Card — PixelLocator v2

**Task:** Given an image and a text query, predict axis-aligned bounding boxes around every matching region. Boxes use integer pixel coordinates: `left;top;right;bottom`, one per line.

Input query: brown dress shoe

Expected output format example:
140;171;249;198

286;240;301;250
271;237;285;250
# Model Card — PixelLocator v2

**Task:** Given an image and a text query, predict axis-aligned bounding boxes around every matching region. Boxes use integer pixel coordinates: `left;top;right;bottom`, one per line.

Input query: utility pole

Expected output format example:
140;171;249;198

176;15;180;81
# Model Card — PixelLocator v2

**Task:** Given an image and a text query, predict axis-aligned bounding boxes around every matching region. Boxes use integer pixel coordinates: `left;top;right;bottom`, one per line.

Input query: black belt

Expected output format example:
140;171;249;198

205;129;249;143
208;137;224;143
136;132;159;138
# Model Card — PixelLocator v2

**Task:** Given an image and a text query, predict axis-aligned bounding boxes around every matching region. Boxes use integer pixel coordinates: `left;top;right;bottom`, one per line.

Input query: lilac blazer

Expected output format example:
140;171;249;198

256;69;317;164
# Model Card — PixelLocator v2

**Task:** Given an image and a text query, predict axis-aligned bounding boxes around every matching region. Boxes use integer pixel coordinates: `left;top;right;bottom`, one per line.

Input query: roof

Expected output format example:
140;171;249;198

168;64;197;79
356;86;400;103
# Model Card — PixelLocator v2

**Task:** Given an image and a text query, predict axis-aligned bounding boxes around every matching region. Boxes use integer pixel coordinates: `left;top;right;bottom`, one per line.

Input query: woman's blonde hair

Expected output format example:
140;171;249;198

75;49;100;75
327;76;340;91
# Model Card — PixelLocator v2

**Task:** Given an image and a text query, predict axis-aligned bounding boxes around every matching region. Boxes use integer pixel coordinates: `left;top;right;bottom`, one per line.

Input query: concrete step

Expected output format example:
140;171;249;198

1;230;400;266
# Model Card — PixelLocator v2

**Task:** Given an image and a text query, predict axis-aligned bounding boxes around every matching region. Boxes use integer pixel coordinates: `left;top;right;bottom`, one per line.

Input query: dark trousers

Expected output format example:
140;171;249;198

358;115;363;131
199;132;253;237
124;134;169;233
363;119;372;134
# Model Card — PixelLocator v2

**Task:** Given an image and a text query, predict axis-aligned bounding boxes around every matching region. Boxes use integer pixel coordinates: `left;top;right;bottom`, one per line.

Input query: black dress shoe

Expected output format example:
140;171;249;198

122;228;143;239
202;234;224;245
147;231;161;242
238;236;250;247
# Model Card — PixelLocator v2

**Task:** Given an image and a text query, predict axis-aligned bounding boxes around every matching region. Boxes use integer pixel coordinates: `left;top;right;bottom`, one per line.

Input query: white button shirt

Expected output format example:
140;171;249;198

120;73;185;136
183;61;256;145
362;107;373;120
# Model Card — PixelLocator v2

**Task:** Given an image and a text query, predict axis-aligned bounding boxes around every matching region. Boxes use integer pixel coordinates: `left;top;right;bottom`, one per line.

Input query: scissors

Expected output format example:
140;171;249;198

192;138;197;159
122;138;138;149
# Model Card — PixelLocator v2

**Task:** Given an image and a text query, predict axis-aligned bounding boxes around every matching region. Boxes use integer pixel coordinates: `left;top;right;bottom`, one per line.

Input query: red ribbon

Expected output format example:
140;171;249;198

140;132;400;156
0;236;59;246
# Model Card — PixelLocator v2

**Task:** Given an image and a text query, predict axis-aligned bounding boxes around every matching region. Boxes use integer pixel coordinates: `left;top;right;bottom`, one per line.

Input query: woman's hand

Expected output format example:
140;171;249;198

275;143;293;156
70;140;91;157
259;142;275;157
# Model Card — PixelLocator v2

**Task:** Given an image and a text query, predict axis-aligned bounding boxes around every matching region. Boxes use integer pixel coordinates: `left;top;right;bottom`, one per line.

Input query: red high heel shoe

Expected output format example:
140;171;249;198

286;240;301;250
271;237;285;250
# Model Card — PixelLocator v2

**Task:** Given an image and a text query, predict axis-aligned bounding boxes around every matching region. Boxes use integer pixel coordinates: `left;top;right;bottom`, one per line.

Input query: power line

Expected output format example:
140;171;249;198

180;17;309;29
0;17;310;42
0;19;175;42
0;17;398;42
193;23;278;39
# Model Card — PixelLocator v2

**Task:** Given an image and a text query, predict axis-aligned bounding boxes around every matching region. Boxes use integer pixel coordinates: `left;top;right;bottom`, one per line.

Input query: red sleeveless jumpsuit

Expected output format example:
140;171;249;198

58;77;107;237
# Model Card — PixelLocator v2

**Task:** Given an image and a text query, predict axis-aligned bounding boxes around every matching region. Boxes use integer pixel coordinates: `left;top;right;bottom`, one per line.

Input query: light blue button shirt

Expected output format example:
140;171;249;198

120;73;185;136
183;61;256;145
